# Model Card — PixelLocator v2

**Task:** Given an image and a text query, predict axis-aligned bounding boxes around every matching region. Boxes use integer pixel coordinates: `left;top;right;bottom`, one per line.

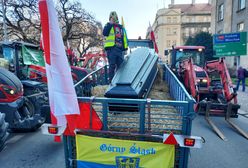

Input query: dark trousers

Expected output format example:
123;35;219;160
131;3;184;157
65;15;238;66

236;78;245;92
106;47;124;82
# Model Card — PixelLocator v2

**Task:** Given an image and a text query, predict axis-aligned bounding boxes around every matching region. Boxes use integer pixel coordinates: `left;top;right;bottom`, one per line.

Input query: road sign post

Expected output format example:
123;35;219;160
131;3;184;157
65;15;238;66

213;32;247;57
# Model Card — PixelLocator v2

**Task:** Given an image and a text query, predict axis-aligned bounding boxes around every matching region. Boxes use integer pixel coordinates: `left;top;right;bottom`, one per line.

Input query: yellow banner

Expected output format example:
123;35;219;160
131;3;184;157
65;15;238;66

76;134;175;168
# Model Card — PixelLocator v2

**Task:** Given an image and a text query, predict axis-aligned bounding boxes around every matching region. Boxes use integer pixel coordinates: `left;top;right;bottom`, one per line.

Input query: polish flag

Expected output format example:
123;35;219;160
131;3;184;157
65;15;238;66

38;0;80;139
149;22;159;53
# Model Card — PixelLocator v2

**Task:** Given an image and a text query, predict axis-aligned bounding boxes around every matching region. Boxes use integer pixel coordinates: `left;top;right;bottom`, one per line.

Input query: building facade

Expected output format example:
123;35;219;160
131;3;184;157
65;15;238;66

148;1;211;62
211;0;248;68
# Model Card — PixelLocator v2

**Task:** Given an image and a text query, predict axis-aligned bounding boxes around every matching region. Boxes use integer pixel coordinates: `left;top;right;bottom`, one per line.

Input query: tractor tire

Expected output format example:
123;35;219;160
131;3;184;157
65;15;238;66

0;112;9;151
18;97;35;120
10;97;45;132
23;86;49;123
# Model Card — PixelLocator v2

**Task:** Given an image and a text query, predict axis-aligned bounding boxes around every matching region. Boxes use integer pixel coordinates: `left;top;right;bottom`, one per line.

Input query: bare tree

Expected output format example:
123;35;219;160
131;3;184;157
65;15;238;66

0;0;103;55
0;0;41;44
56;0;103;56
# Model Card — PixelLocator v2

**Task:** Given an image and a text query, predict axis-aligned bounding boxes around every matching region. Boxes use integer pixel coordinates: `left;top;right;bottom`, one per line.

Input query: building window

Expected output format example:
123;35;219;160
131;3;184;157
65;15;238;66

204;16;207;22
167;17;171;23
167;40;171;47
167;28;171;35
172;40;177;46
173;17;177;23
238;0;246;10
203;27;207;32
173;28;177;35
191;16;195;22
185;28;189;36
208;27;211;33
186;17;190;22
191;28;195;34
237;22;245;31
218;4;224;21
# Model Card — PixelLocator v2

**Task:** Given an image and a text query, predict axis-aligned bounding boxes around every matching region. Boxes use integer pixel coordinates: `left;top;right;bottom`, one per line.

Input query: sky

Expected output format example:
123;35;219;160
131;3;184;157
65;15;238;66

79;0;210;39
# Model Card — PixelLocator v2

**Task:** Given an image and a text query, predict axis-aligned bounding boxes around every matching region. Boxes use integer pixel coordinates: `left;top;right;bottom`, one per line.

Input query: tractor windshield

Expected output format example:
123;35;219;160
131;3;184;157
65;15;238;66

175;49;204;67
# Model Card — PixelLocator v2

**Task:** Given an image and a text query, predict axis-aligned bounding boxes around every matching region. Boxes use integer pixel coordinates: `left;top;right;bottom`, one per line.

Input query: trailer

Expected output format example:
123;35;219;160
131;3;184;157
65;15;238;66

42;48;203;168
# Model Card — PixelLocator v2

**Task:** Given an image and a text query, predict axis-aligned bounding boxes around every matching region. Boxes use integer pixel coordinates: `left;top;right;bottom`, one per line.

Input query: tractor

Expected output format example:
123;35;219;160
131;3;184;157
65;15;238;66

165;46;247;140
0;41;51;123
0;41;90;123
0;67;45;131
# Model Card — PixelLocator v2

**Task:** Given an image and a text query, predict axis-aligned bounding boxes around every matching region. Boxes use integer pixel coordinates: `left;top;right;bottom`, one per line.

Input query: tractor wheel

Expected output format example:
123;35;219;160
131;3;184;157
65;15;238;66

23;87;48;124
0;112;9;151
18;97;35;119
13;97;44;131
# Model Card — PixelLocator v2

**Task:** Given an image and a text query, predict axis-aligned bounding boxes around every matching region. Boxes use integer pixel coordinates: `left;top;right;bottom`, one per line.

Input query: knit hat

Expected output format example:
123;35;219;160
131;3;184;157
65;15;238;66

109;11;119;23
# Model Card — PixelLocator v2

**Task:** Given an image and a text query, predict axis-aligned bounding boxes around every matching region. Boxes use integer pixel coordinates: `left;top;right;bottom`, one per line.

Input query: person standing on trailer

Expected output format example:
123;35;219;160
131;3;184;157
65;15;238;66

103;11;128;82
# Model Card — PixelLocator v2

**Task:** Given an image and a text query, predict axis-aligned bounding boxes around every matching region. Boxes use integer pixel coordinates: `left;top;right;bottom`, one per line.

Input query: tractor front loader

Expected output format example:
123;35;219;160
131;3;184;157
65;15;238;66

179;57;247;140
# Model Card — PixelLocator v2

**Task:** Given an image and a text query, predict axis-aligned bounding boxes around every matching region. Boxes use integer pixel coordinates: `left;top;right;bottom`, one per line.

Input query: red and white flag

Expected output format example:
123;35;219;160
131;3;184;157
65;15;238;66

148;22;159;53
38;0;80;129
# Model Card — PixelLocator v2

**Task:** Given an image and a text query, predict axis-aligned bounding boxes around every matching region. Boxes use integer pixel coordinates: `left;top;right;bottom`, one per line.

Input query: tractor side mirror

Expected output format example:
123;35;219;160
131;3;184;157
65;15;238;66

9;62;15;72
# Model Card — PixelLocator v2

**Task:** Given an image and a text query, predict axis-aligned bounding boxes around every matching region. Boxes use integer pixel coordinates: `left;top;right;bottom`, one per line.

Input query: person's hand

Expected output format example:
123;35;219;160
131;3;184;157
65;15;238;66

109;17;114;24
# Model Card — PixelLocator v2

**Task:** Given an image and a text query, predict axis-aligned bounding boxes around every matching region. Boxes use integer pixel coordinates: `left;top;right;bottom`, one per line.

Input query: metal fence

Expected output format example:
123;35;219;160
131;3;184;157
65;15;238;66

64;64;195;168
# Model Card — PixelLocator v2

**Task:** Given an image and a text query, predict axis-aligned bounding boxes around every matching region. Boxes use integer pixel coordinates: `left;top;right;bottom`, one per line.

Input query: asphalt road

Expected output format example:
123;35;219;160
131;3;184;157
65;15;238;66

188;115;248;168
0;91;247;168
0;131;65;168
189;90;248;168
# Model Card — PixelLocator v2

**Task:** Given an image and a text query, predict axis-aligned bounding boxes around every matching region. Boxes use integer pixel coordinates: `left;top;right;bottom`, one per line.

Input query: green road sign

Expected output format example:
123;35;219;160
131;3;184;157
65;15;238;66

213;32;247;57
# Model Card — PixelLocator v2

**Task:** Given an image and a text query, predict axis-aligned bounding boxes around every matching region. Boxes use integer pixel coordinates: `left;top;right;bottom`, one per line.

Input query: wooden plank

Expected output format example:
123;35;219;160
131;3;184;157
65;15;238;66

205;102;227;141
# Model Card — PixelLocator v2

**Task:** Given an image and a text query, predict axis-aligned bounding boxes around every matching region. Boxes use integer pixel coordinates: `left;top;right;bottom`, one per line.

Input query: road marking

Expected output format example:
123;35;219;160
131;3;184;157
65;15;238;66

7;134;25;144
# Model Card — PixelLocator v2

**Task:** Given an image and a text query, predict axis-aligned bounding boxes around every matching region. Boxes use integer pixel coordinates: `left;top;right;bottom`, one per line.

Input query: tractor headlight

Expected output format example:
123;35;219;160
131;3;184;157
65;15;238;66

2;85;16;95
202;79;208;83
10;90;15;95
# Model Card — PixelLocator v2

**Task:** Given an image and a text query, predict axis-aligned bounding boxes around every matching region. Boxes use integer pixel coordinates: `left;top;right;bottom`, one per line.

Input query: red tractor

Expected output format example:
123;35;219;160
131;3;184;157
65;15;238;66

75;52;107;71
166;46;247;140
0;67;45;131
0;41;89;112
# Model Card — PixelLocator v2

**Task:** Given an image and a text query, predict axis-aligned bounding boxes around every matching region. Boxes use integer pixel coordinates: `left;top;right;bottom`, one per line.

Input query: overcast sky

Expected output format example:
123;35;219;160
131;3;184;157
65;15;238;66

79;0;210;39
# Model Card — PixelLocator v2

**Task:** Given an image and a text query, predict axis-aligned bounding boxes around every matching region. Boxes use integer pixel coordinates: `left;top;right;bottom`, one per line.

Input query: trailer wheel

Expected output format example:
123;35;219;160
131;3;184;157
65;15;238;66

0;112;9;151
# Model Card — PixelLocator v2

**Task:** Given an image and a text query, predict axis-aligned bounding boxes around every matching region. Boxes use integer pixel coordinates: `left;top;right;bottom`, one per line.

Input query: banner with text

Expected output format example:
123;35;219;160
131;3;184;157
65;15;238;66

76;134;175;168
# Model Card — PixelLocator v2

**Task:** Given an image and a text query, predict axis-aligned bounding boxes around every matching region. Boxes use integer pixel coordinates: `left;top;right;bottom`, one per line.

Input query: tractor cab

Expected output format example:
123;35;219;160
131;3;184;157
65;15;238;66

165;46;205;69
0;41;45;80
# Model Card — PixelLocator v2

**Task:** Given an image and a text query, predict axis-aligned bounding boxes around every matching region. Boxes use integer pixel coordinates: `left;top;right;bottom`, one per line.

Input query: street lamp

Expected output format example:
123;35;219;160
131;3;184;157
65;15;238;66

1;0;7;42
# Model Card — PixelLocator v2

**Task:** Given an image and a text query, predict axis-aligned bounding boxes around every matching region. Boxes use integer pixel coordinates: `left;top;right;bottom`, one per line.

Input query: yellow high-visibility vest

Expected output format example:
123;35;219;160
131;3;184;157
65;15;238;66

123;29;128;50
104;27;115;48
104;26;128;50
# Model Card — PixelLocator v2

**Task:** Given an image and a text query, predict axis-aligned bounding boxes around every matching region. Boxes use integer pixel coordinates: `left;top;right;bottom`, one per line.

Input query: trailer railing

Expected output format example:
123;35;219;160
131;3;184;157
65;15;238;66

64;64;196;168
74;65;109;97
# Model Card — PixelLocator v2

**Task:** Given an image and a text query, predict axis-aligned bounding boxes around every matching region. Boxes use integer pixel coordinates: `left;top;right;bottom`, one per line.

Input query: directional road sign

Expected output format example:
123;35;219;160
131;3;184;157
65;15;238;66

213;32;247;57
